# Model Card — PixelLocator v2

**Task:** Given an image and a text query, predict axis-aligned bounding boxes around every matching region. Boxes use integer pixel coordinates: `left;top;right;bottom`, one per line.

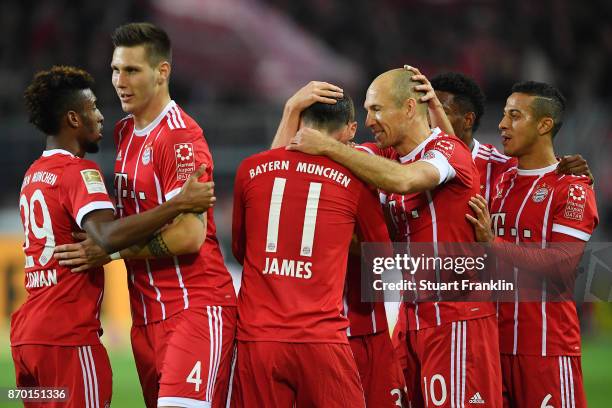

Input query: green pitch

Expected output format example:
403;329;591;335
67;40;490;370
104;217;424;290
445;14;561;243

0;335;610;407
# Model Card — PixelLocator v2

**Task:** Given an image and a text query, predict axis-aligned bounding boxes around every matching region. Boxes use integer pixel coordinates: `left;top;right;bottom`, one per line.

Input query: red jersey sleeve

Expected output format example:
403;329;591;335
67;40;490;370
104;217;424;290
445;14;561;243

551;177;598;242
154;127;213;200
232;160;249;265
61;160;115;228
421;136;474;187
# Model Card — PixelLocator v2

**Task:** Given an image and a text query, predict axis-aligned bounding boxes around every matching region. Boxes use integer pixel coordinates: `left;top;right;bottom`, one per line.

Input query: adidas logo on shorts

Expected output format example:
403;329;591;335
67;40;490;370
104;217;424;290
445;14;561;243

469;392;485;404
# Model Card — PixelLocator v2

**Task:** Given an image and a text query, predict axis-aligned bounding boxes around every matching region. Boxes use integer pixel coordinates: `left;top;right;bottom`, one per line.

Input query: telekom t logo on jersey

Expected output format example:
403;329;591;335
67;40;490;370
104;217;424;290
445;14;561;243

491;212;534;239
114;173;147;209
491;212;506;236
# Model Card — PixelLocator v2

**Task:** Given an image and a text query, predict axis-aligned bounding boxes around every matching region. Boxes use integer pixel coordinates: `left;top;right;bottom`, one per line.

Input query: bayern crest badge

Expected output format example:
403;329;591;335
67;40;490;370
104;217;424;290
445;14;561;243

532;185;550;203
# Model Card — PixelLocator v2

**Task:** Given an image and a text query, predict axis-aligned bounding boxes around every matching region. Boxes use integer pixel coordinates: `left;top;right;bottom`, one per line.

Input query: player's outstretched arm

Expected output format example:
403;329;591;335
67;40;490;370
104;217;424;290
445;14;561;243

120;212;207;259
404;65;455;136
287;127;441;194
81;165;212;253
54;166;212;271
271;81;343;148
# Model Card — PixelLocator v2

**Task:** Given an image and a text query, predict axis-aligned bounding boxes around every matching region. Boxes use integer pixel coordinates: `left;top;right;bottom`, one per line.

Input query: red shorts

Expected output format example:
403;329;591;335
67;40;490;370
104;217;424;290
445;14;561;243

131;306;236;408
230;341;365;408
501;354;586;408
11;343;112;408
396;315;502;408
349;330;408;407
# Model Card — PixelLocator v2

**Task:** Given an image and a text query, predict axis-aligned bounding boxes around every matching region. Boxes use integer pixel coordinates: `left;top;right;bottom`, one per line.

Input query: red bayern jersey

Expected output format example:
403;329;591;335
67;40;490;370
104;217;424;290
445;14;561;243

12;149;115;346
471;139;516;202
344;252;389;337
357;128;496;330
490;163;598;356
232;147;391;343
113;100;235;326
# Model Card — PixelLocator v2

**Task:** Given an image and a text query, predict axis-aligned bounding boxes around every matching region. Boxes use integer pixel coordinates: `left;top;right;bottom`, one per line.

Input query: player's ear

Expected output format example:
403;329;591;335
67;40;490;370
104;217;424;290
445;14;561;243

348;121;357;138
66;110;81;129
537;117;554;136
464;112;476;131
404;97;417;119
158;61;171;85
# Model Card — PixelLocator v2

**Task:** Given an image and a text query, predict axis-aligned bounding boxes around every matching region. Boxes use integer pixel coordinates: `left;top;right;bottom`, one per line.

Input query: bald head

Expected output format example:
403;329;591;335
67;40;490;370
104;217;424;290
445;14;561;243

372;69;427;114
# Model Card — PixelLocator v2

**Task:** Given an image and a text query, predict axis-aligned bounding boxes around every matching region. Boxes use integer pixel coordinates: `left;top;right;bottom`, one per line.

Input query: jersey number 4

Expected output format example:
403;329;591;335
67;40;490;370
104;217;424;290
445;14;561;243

265;177;322;257
19;189;55;268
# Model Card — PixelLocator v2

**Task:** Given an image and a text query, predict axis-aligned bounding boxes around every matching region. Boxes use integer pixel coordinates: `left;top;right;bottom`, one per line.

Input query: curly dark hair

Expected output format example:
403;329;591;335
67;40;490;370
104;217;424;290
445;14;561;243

431;72;485;132
24;66;94;135
511;81;566;137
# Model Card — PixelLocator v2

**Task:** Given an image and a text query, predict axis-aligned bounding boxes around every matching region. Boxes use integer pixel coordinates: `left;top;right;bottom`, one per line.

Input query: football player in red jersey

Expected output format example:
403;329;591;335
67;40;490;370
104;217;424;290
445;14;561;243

466;82;598;408
272;81;407;407
54;23;237;408
288;68;503;407
231;95;391;407
13;66;215;408
430;72;592;200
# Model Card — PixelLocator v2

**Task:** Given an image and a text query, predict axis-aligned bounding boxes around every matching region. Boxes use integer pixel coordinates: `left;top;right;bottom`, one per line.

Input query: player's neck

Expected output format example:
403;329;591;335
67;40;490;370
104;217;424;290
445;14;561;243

395;120;431;156
517;146;557;170
133;93;172;130
45;135;83;158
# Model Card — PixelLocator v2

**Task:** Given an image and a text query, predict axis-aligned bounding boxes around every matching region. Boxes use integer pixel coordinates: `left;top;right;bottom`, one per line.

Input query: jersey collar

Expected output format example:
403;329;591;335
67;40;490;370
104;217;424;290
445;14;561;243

134;100;176;136
517;162;558;176
42;149;75;158
399;127;442;163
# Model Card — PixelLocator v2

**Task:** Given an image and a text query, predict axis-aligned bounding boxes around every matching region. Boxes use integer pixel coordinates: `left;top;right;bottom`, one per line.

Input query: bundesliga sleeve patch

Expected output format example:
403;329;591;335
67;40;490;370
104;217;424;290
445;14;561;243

564;183;586;221
80;169;107;194
432;139;455;159
174;143;196;180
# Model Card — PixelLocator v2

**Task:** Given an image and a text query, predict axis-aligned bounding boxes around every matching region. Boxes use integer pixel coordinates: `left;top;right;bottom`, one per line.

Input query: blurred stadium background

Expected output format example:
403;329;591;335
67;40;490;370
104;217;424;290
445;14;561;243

0;0;611;406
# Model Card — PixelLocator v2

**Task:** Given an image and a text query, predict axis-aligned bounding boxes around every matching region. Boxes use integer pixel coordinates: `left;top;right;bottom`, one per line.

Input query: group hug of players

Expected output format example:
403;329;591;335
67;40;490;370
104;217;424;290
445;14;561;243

12;21;598;408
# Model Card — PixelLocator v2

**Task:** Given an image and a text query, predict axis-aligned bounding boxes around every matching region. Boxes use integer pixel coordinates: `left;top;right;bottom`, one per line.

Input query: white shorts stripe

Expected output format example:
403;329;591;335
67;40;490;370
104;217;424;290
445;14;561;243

450;322;456;408
209;306;222;402
455;322;462;408
80;346;95;408
206;306;215;401
77;347;91;408
225;346;237;408
461;321;467;408
567;357;576;408
559;357;566;408
86;346;100;408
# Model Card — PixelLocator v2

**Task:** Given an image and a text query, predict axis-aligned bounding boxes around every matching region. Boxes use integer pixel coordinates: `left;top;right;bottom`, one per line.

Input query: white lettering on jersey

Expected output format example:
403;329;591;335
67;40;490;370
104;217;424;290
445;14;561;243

248;160;290;179
25;269;58;288
295;161;351;187
262;257;313;279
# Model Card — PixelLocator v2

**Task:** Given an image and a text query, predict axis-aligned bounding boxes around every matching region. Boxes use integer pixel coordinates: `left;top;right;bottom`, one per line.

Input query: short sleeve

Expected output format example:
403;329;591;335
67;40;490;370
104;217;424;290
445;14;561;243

154;127;213;201
421;136;474;187
551;179;598;241
62;161;115;228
